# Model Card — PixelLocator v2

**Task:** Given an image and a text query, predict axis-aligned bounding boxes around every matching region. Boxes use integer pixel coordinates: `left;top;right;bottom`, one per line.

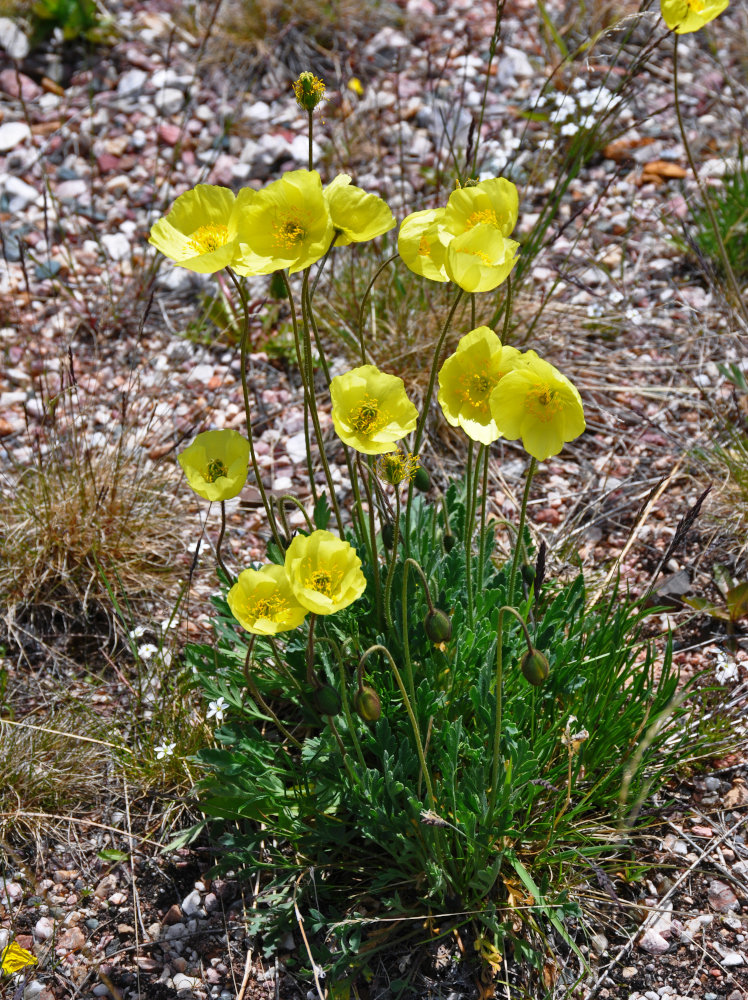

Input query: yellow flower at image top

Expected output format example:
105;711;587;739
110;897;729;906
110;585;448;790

324;174;396;246
489;352;585;462
148;185;253;273
227;565;308;635
232;169;334;276
438;326;525;445
178;429;250;502
284;530;366;615
441;177;519;241
660;0;728;32
398;208;449;282
1;941;38;975
330;365;418;455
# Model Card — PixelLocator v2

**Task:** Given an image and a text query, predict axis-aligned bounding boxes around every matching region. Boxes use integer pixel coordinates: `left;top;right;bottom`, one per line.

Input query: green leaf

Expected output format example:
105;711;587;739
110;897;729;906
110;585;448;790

726;581;748;620
314;494;332;531
97;849;129;862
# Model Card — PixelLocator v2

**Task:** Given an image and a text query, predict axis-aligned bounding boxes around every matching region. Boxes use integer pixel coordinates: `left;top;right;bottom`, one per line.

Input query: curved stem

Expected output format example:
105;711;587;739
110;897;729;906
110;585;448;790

357;253;400;365
276;493;314;533
243;640;303;751
673;35;748;327
225;267;282;549
315;634;366;770
215;500;234;583
508;457;537;605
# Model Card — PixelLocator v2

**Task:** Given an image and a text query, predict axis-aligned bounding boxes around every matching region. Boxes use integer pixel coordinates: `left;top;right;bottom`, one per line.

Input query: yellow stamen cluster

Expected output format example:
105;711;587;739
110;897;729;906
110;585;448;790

459;370;500;412
456;246;493;265
418;234;432;256
273;214;307;251
466;208;499;230
205;458;229;482
248;592;291;622
293;72;326;112
375;451;420;486
525;384;562;423
349;394;386;435
187;223;230;254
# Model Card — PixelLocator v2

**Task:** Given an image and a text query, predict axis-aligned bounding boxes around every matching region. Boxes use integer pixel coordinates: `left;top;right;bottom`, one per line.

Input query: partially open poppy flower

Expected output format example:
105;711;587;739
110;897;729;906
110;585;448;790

330;365;418;455
284;530;366;615
178;429;250;502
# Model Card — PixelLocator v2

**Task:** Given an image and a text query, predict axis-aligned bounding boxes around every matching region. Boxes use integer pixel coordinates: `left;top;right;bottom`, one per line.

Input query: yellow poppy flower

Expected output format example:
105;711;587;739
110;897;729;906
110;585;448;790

441;177;519;240
398;208;449;282
1;941;38;975
149;185;252;273
178;429;250;502
227;565;307;635
444;225;520;293
324;174;396;246
232;169;334;276
330;365;418;455
437;326;525;444
284;530;366;615
489;352;585;461
660;0;728;32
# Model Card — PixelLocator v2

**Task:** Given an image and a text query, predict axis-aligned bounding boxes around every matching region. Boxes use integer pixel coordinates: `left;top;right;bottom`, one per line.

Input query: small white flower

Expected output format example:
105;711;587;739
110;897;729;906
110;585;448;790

138;643;159;660
155;742;176;760
560;122;580;137
207;697;228;723
129;625;147;639
160;616;178;631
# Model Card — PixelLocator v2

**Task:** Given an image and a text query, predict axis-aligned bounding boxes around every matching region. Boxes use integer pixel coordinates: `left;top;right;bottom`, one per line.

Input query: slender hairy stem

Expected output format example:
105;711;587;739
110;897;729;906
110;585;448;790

477;445;490;596
315;634;366;770
383;489;401;631
501;274;513;343
357;253;399;364
464;439;475;627
508;458;537;604
225;267;282;548
276;493;314;533
413;287;464;454
401;557;433;706
357;454;384;629
243;642;303;751
673;36;748;327
307;109;313;171
215;500;234;583
306;614;317;687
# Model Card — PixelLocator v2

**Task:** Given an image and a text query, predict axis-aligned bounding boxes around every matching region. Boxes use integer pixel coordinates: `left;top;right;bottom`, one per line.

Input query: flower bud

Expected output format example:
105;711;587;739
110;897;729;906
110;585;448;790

313;683;342;716
521;648;550;686
424;608;452;644
382;521;395;550
292;72;325;112
443;532;456;552
354;684;381;723
413;465;431;492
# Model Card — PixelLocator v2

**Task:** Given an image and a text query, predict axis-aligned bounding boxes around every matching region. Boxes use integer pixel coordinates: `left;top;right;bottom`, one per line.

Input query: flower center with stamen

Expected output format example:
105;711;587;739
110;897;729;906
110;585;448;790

465;208;499;230
460;368;500;412
349;394;386;436
309;570;333;596
249;593;289;623
455;246;493;266
273;211;307;252
418;234;431;256
375;452;419;486
525;383;562;423
688;0;705;10
188;224;230;254
205;458;229;482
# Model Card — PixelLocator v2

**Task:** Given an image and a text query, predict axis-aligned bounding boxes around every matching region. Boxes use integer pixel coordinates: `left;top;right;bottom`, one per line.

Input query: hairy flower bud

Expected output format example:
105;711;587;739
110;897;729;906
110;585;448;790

354;684;381;723
413;465;431;492
521;648;550;686
443;532;456;552
424;608;452;644
382;521;395;550
313;683;342;716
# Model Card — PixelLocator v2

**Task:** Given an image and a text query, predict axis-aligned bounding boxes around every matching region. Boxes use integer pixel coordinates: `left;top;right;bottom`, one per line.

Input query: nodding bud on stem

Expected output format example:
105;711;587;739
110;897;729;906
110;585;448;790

292;72;326;112
313;683;342;716
354;684;381;723
424;608;452;644
521;648;550;686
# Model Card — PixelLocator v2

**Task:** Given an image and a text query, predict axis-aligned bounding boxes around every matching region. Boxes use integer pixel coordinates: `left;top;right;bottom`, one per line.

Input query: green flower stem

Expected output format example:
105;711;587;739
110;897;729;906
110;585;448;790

501;273;513;342
464;439;477;627
306;613;317;687
413;287;464;455
243;641;303;751
477;445;490;599
225;267;283;550
673;36;748;328
307;109;314;171
327;714;362;788
402;557;435;705
276;493;315;533
383;488;402;631
508;457;537;604
487;603;532;820
310;228;341;302
215;500;234;583
315;634;366;770
357;253;400;365
282;270;317;505
357;453;384;630
469;0;506;179
359;644;435;808
267;636;304;693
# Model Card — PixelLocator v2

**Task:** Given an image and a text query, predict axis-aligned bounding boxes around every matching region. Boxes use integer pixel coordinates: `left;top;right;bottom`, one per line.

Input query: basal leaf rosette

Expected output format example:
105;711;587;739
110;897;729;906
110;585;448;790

232;169;334;276
330;365;418;455
325;174;396;246
398;208;449;282
227;565;307;635
441;177;519;241
149;185;253;273
438;326;525;444
285;530;366;615
660;0;728;32
489;352;585;461
444;225;520;293
178;429;250;501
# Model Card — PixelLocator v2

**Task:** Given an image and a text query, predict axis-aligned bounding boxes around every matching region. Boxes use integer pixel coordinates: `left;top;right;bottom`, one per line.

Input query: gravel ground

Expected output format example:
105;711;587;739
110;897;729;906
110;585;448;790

1;0;747;996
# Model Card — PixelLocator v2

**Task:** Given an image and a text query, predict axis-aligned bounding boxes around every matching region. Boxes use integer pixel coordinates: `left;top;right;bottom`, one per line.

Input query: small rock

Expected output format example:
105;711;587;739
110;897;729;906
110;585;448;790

691;825;713;838
117;924;135;935
173;972;202;990
34;917;55;940
154;87;184;115
181;889;203;916
722;952;745;967
638;927;670;955
108;891;128;906
92;985;111;996
708;879;739;913
101;233;130;261
158;121;182;146
0;16;30;59
645;992;659;1000
164;922;187;940
591;932;608;955
0;879;23;902
682;913;712;941
0;69;41;100
621;967;637;980
136;957;161;971
56;927;85;952
0;121;31;153
117;68;148;98
204;892;219;913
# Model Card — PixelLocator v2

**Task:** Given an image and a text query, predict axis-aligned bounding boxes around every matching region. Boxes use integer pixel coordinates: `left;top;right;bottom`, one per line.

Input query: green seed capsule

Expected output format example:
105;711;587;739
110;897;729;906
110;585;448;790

354;684;381;723
424;608;452;644
413;466;431;492
521;648;550;686
313;684;342;716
